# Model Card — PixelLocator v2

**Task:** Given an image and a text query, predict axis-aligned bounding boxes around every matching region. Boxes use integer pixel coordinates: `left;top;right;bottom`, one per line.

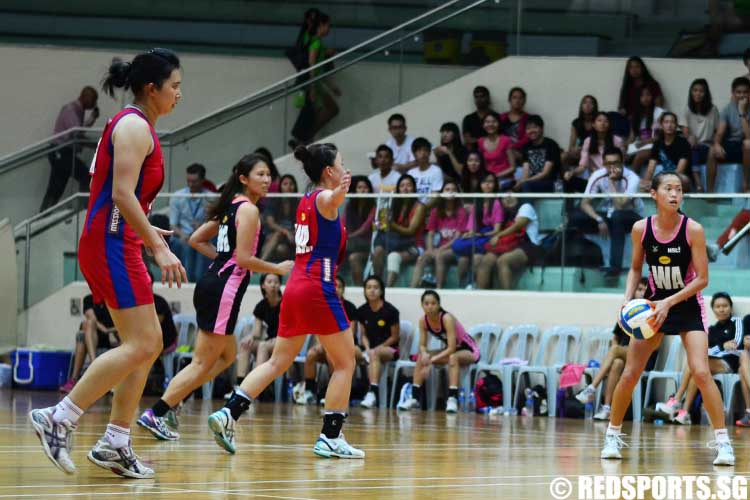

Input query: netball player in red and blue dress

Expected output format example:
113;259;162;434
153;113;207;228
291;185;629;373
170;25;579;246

601;171;735;466
137;154;293;440
29;49;186;479
208;143;365;459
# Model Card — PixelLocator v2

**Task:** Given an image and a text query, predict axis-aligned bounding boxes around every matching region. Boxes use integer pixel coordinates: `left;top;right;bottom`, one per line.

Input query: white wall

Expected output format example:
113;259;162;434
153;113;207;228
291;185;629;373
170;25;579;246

0;219;18;353
20;281;749;350
275;56;744;175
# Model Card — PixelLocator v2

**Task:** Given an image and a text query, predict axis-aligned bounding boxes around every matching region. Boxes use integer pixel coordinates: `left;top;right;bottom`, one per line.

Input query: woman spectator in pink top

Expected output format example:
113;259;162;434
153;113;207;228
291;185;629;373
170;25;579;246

499;86;530;170
478;113;513;187
459;172;504;287
410;179;467;288
344;176;376;286
563;112;625;192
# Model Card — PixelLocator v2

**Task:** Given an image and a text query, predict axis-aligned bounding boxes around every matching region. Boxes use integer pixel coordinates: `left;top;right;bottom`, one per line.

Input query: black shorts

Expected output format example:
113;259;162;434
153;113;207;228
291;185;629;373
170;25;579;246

193;265;250;335
519;240;544;264
720;354;741;373
659;297;708;336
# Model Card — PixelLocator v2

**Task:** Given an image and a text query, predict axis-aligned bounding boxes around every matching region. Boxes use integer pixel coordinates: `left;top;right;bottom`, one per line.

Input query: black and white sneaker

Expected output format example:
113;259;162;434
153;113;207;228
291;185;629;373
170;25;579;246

87;439;154;479
29;407;76;474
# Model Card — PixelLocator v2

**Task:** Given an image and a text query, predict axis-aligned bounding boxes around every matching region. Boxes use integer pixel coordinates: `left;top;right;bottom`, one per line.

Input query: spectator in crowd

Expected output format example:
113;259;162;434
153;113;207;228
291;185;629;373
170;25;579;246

410;179;467;288
564;95;599;167
462;85;499;150
260;174;298;260
514;115;561;193
308;12;341;138
618;56;664;118
474;196;542;290
397;290;480;413
500;87;531;167
571;148;641;278
575;278;653;420
565;112;625;192
459;151;489;194
708;77;750;192
682;79;719;192
254;147;281;193
288;9;322;146
40;86;100;212
59;294;119;392
434;122;468;180
234;274;283;390
642;112;693;190
477;113;513;186
358;275;401;409
295;276;362;405
169;163;211;282
407;137;444;206
153;287;178;359
368;145;400;193
707;204;750;262
344;176;376;286
386;113;416;172
371;174;425;287
655;292;750;426
626;85;665;174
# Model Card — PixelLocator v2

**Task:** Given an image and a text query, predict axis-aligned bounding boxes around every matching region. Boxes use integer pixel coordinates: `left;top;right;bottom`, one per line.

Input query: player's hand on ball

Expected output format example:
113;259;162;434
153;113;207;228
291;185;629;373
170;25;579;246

277;260;294;275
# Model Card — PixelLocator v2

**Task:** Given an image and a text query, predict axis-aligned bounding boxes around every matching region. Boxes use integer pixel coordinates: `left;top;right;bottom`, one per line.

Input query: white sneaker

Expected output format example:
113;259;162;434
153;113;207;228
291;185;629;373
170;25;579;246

655;395;681;420
398;398;420;411
29;407;77;474
87;439;154;479
594;406;611;421
207;408;236;454
709;440;735;466
360;391;377;409
601;432;628;459
295;390;316;406
576;385;595;404
292;381;305;402
673;409;692;425
313;433;365;459
446;396;458;413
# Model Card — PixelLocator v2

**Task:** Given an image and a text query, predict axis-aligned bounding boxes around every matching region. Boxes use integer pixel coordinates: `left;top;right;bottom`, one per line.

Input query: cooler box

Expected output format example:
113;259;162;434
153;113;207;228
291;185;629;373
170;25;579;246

12;349;72;390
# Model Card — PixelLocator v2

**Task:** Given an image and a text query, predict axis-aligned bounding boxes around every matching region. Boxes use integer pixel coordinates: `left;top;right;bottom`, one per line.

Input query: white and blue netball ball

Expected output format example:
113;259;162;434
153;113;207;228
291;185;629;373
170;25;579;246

619;299;656;339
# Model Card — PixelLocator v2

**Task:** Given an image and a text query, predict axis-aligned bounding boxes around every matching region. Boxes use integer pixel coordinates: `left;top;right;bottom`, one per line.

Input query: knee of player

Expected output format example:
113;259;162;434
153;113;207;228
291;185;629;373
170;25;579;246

690;366;712;385
618;368;641;387
448;352;459;366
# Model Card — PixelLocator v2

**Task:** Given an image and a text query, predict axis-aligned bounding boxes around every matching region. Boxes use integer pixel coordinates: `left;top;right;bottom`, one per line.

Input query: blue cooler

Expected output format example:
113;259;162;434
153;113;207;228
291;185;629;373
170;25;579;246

12;349;72;390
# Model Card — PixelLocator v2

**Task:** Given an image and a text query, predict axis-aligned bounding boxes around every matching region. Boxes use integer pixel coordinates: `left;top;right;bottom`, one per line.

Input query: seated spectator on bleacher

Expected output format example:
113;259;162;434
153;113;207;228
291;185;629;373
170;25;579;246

235;274;283;388
499;87;530;170
564;95;598;168
626;86;665;175
681;79;719;183
514;115;561;193
706;204;750;262
344;176;376;286
459;151;488;194
371;174;425;287
570;147;641;278
358;275;401;409
397;290;479;413
170;163;211;282
369;145;400;193
254;147;282;193
386;114;416;173
575;278;654;420
407;138;444;207
618;56;664;118
474;197;542;290
478;113;513;187
154;291;177;354
708;77;750;192
462;85;499;151
296;276;362;405
642;112;694;191
60;294;119;392
260;174;298;260
564;112;625;192
410;180;467;289
434;122;468;181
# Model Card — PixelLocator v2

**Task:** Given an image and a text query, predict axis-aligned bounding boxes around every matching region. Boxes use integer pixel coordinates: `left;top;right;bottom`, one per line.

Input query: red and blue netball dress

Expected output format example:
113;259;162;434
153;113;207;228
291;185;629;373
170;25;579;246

279;189;349;337
78;105;163;309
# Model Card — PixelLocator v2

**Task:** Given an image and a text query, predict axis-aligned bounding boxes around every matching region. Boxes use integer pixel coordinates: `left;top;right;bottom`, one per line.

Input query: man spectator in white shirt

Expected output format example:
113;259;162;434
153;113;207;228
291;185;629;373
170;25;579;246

385;113;416;173
368;145;401;193
170;163;211;281
407;137;443;207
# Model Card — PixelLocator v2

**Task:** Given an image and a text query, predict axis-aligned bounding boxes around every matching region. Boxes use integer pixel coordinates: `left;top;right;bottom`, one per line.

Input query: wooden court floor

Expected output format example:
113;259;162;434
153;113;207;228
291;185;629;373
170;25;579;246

0;389;748;499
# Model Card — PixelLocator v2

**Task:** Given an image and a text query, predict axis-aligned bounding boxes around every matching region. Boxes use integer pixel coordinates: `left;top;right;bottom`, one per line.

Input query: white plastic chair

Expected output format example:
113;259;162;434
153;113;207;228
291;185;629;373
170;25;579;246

643;336;686;411
376;320;414;409
275;335;313;402
389;326;427;408
461;323;502;398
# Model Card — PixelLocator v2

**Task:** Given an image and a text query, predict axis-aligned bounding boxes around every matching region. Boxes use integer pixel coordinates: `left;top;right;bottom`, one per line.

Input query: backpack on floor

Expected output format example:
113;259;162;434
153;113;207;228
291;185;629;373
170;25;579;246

475;373;503;410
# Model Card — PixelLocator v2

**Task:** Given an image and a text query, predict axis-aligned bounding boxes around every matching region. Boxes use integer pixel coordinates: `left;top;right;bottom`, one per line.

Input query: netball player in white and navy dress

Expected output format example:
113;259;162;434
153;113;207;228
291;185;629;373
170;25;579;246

601;171;735;465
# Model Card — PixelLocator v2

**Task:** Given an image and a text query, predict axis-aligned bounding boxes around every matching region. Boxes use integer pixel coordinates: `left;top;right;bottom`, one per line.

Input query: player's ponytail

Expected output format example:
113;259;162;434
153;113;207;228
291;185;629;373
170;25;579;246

206;154;267;221
102;58;132;97
102;48;180;98
294;143;338;184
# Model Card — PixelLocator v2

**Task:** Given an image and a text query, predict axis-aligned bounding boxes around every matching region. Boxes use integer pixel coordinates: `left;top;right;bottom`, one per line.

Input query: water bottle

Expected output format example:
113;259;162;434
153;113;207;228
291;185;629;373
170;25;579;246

458;388;466;411
585;401;594;420
479;406;492;414
468;390;476;413
287;380;294;402
524;388;535;417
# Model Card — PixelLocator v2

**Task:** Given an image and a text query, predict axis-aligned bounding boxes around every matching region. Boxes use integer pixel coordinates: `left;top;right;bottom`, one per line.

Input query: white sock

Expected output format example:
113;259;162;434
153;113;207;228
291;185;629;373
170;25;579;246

52;397;83;425
104;423;130;449
714;428;730;444
601;404;611;410
235;387;251;401
606;424;622;436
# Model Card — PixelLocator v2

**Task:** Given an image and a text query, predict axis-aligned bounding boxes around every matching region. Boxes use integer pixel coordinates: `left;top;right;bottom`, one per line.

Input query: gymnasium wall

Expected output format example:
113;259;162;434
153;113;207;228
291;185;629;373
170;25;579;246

19;281;749;350
0;219;18;353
